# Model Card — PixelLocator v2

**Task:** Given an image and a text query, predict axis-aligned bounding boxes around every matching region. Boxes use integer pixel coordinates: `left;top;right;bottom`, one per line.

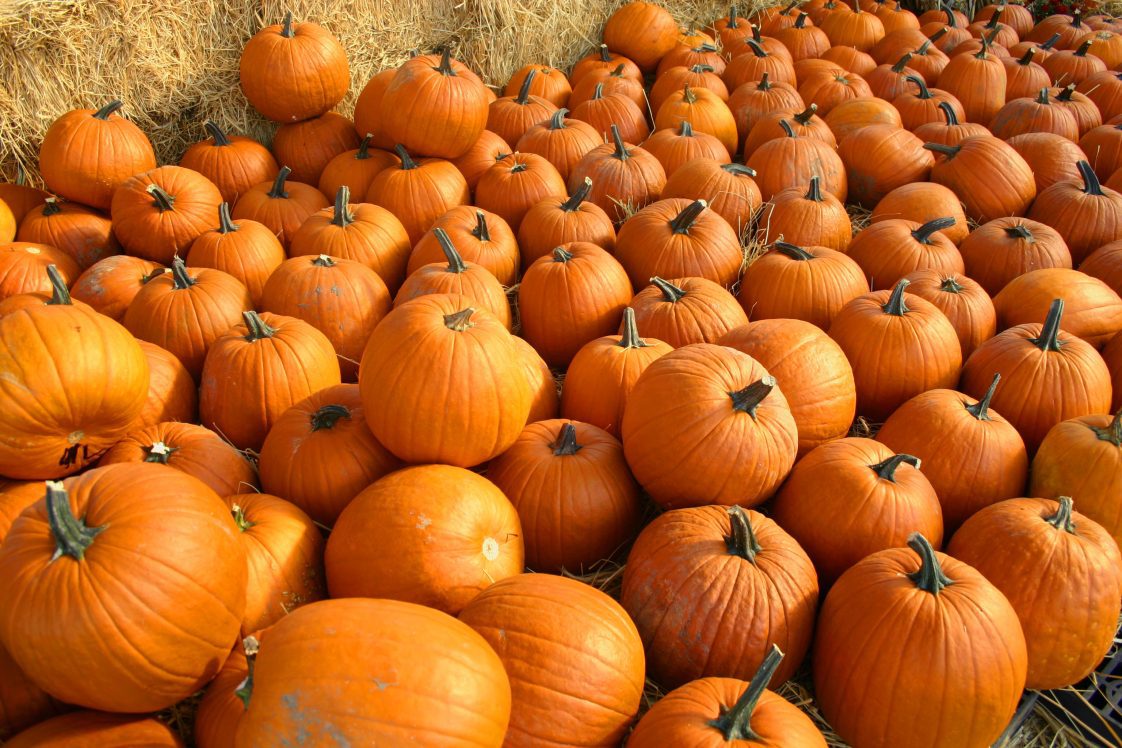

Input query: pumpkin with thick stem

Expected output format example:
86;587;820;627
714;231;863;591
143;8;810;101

487;69;560;147
0;243;80;302
630;276;748;348
567;125;667;223
16;197;119;270
892;75;964;130
132;340;197;429
487;420;640;572
936;39;1007;125
408;206;520;285
1027;161;1122;265
110;165;223;263
570;84;650;145
231;166;329;249
0;464;246;712
475;153;567;234
235;599;511;745
961;299;1112;453
773;12;831;62
316;133;399;201
743;104;836;160
515;110;601;183
603;1;679;72
326;464;522;611
900;270;995;359
1043;39;1106;88
993;268;1122;349
820;3;886;51
727;73;804;144
364;145;471;245
958;217;1071;296
990;88;1080;141
870;182;969;244
813;533;1027;748
747;119;848;202
757;175;852;250
1080;123;1122;184
451;129;512;190
505;63;572;106
622;505;818;689
517;178;617;264
642;121;731;178
38;100;156;209
913;100;992;147
69;255;164;321
976;2;1034;37
661;160;762;236
570;44;642;86
1002;48;1051;101
622;343;797;508
653;85;738;157
1049;83;1101;137
966;8;1019;48
796;68;874;116
924;136;1036;223
846;216;964;291
186;203;285;307
648;64;727;115
737;242;868;330
258;384;401;527
180;121;279;204
865;53;922;99
4;711;183;747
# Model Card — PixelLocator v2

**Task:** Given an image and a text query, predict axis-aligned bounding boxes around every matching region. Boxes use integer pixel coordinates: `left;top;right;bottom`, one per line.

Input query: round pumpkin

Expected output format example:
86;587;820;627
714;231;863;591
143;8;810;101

603;1;679;72
185;203;286;307
486;70;560;148
110;165;223;264
0;243;80;302
270;111;360;187
629;276;749;348
69;255;163;322
4;711;183;748
869;182;969;245
179;121;279;205
451;129;513;190
364;145;471;245
515;109;602;183
739;243;869;330
1027;160;1122;265
317;134;400;201
408;206;520;286
133;339;198;429
993;267;1122;348
958;217;1072;296
756;176;852;251
900;270;996;359
231;166;329;249
475;152;567;235
16;197;119;271
925;136;1037;224
660;159;763;236
517;178;617;264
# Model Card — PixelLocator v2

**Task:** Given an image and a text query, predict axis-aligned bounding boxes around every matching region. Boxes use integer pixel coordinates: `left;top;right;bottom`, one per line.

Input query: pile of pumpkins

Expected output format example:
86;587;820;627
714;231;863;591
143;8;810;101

2;0;1122;745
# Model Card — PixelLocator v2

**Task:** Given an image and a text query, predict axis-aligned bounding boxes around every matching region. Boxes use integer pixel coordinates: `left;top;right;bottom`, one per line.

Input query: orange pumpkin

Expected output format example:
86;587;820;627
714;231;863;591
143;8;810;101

475;153;567;234
364;145;471;245
901;270;996;359
846;216;964;291
180;121;279;205
567;125;667;223
516;178;617;264
231;166;329;249
409;206;520;286
110;165;223;264
630;276;748;348
487;70;560;147
317;134;400;201
925;136;1036;223
4;711;183;747
515;110;602;183
185;203;285;307
757;176;852;250
69;255;164;321
993;268;1122;349
958;217;1072;296
869;182;969;244
16;197;119;271
451;129;512;190
132;339;197;429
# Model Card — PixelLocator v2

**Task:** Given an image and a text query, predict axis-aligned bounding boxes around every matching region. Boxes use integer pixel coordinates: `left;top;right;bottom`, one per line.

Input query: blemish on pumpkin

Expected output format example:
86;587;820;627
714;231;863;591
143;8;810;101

25;247;40;254
481;536;500;560
67;430;85;445
416;514;432;530
372;677;395;690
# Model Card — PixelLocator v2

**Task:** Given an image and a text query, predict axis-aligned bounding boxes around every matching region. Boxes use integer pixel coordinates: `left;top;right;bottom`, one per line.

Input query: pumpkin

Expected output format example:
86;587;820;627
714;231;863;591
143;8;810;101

510;335;559;424
458;573;644;746
395;228;511;328
727;73;804;144
570;84;651;145
1079;70;1122;122
648;64;728;115
990;88;1081;142
517;178;617;264
642;121;731;177
1080;123;1122;183
924;136;1036;223
0;642;61;743
1003;49;1052;101
847;216;964;290
180;122;279;205
0;166;49;227
487;70;560;147
813;533;1027;748
235;598;511;745
892;75;965;130
99;421;257;497
959;217;1071;296
993;268;1122;349
194;645;248;748
653;85;739;157
1028;11;1091;47
660;160;762;235
69;255;163;321
567;125;667;223
866;54;923;99
935;41;1007;125
967;10;1020;49
0;464;245;711
1043;39;1107;87
4;711;183;748
476;153;567;234
870;182;969;244
451;129;513;190
487;419;640;572
821;4;887;51
518;243;633;367
359;295;530;466
901;270;996;358
602;1;679;72
912;101;993;148
824;96;904;140
571;44;643;87
364;145;471;245
828;280;963;422
0;243;80;302
720;318;857;456
353;68;397;150
1027;161;1122;265
822;44;878;76
38;100;157;210
515;109;601;183
317;135;400;201
797;69;875;116
630;276;748;348
621;343;797;508
133;340;197;429
505;63;573;106
185;203;285;307
258;384;401;527
1051;83;1102;137
124;257;252;380
1081;240;1122;298
16;197;118;270
976;2;1034;37
757;176;852;250
774;12;833;61
961;298;1112;452
239;13;348;122
1078;29;1122;68
110;165;223;263
838;124;934;206
747;119;848;202
408;206;520;285
270;112;359;187
743;104;836;160
231;166;329;249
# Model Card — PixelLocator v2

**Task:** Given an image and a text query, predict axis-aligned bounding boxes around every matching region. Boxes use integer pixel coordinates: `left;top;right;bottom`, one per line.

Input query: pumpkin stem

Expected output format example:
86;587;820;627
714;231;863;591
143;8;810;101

45;265;73;305
937;101;960;126
394;145;418;170
147;184;176;212
435;47;457;76
729;376;777;418
280;11;294;38
142;267;167;284
708;644;784;741
431;228;467;273
331;186;355;227
775;241;814;261
745;38;768;58
892;53;914;73
939;275;964;293
906;75;932;99
985;8;1001;28
356;133;373;160
793;103;817;126
143;441;177;464
690;64;716;74
472;210;491;241
919;34;938;52
942;6;958;27
1040;33;1062;52
750;23;762;42
552;423;582;456
242;311;276;341
778;119;797;138
1057;83;1077;102
781;0;798;15
217;202;239;234
870;453;920;482
683;85;698;104
650;276;685;302
1092;409;1122;447
1017;47;1036;66
552;247;573;263
1072;9;1083;27
757;72;771;90
722;163;757;177
40;197;62;216
610;63;628;78
1003;223;1034;240
906;532;954;595
93;100;124;120
678;120;695;137
592;83;606;101
46;480;105;562
516;69;537;105
965;372;1000;421
1075;41;1093;59
311;404;351;431
1078;160;1104;196
561;178;593;211
617;307;649;349
670;199;707;234
267;166;292;198
598;43;612;62
882;278;911;316
204;121;232;146
804;175;823;202
725;506;762;563
548;108;569;130
728;5;739;28
1036;87;1051;105
1045;497;1077;533
923;142;961;158
231;504;256;532
1029;298;1065;352
235;636;259;708
610;124;630;161
313;254;336;268
794;11;809;28
912;217;955;244
171;257;196;289
444;307;476;331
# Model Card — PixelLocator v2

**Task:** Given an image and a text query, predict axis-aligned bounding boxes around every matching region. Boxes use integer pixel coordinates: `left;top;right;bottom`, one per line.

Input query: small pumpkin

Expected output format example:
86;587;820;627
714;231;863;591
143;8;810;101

317;133;400;200
505;63;573;106
0;243;80;302
475;153;568;234
567;125;667;223
16;197;119;270
364;145;471;245
180;121;279;205
602;1;680;72
727;72;804;144
757;176;852;250
186;203;285;307
746;119;848;202
517;178;617;264
838;124;934;206
231;166;329;249
1027;161;1122;265
515;109;602;183
110;165;223;264
4;712;183;748
630;276;749;348
487;69;560;147
69;255;164;321
570;44;643;87
408;206;520;286
570;84;651;145
901;270;996;359
653;85;739;157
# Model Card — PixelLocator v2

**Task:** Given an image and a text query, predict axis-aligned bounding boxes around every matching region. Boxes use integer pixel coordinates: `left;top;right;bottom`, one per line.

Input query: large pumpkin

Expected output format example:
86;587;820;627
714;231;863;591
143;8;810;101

957;217;1071;296
660;159;763;235
364;145;471;245
924;136;1036;223
603;1;679;72
567;125;667;223
110;165;223;264
992;267;1122;349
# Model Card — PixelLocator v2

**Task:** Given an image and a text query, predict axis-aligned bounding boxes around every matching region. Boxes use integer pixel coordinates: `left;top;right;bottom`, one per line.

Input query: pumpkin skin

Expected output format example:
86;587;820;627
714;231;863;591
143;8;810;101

0;243;80;302
511;335;559;425
409;206;520;286
1028;161;1122;265
476;152;568;235
0;270;148;479
570;86;651;146
1007;131;1086;194
742;105;837;161
746;120;848;203
949;497;1122;690
870;182;969;245
567;125;668;223
133;340;198;428
4;711;183;748
516;110;602;184
17;197;119;271
451;129;512;190
739;243;869;331
110;165;223;264
642;121;731;178
648;66;728;116
200;311;342;452
0;463;246;712
961;299;1113;453
487;419;640;572
318;135;400;201
238;13;349;123
0;642;62;743
621;343;798;509
38;101;157;210
185;203;286;307
813;534;1027;748
912;100;991;147
720;319;857;457
235;598;511;746
993;268;1122;349
225;493;326;635
231;167;330;249
99;421;257;497
69;255;162;322
365;145;472;245
925;136;1037;224
603;1;679;72
325;464;523;613
180;122;279;205
353;68;399;151
0;168;49;228
756;176;852;251
827;280;963;422
900;270;996;359
258;384;402;527
838;124;934;207
1081;123;1122;183
195;645;248;748
270;112;360;187
727;74;804;145
630;276;748;348
487;71;560;148
570;44;643;87
989;88;1081;142
0;481;45;542
1081;240;1122;298
505;64;573;106
824;95;904;141
958;217;1072;296
621;505;819;688
660;160;762;236
124;258;252;380
458;573;645;748
517;179;617;264
359;294;530;466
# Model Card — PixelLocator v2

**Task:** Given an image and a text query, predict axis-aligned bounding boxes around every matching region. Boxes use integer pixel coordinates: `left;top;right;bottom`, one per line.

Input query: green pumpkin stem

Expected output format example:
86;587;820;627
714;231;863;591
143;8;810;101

728;5;739;28
775;241;814;261
435;47;457;76
331;186;355;227
907;75;932;99
725;506;762;563
892;53;913;73
231;503;256;532
938;101;961;126
943;7;958;27
311;404;351;431
722;163;757;177
757;72;772;90
650;276;685;302
268;166;292;198
598;44;612;62
444;307;476;331
708;644;785;740
242;311;276;341
912;217;955;244
472;210;491;241
1004;223;1034;240
882;278;911;316
745;38;768;58
939;276;964;294
610;63;628;78
562;178;593;211
45;265;73;305
670;199;707;234
552;247;573;262
966;373;1000;421
143;441;176;464
280;11;295;38
235;636;259;708
592;83;606;101
552;423;583;456
906;532;954;595
548;108;569;130
1078;160;1104;196
690;64;716;75
93;100;124;120
313;254;336;268
205;121;232;147
1017;47;1036;66
1029;298;1065;352
610;124;630;161
171;257;196;289
985;8;1002;28
217;202;239;233
923;142;960;158
46;480;105;562
1092;409;1122;447
678;120;695;137
356;133;374;160
1046;496;1077;533
793;103;818;126
617;307;649;349
778;119;797;138
804;175;823;201
516;69;537;105
871;453;920;482
147;184;176;212
394;145;418;170
433;228;467;273
729;376;777;418
1036;87;1051;105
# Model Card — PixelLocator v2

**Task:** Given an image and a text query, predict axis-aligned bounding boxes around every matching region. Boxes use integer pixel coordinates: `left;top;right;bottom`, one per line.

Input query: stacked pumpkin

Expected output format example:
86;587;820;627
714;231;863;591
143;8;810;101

2;0;1122;745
